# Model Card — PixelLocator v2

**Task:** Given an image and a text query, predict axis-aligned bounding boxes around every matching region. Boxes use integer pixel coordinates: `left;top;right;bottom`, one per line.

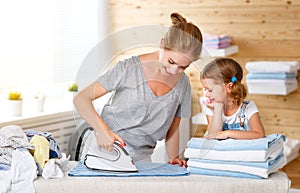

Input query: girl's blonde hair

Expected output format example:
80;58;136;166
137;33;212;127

162;12;203;61
201;58;247;106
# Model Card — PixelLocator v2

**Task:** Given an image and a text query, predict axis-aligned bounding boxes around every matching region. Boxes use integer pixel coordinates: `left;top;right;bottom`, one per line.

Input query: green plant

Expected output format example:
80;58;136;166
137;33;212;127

34;91;46;100
8;91;22;100
68;82;78;92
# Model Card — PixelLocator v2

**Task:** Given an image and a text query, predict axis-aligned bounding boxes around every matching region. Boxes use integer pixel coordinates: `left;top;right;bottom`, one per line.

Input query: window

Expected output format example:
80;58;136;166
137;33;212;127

0;0;107;92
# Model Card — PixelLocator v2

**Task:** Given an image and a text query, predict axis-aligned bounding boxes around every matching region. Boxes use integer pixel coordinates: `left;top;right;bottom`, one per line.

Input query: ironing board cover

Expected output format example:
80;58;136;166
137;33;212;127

68;161;189;177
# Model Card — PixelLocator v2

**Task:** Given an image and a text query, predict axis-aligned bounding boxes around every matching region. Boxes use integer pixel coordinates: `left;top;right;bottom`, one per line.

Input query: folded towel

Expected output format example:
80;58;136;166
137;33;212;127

245;61;300;73
68;161;189;177
246;73;297;80
184;139;283;162
187;166;261;179
246;79;298;86
203;34;231;43
284;138;300;164
187;154;286;178
187;134;285;151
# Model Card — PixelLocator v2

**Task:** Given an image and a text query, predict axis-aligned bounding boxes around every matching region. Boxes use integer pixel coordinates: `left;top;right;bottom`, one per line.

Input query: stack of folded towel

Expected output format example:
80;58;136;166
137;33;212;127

184;134;287;179
203;34;231;49
245;61;299;95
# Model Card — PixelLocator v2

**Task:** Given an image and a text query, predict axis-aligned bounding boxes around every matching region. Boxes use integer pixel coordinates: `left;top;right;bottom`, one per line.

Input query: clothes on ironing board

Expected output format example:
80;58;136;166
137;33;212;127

0;125;34;167
186;134;285;151
68;161;189;177
184;139;283;162
187;154;286;178
25;130;62;159
184;134;287;178
29;135;50;171
187;166;261;179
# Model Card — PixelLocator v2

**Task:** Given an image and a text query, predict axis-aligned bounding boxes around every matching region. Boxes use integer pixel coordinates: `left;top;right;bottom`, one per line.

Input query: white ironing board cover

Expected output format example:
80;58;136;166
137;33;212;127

34;161;290;193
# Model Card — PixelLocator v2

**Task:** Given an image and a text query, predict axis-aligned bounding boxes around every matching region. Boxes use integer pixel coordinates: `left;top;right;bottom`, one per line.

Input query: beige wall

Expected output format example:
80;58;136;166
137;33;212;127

108;0;300;139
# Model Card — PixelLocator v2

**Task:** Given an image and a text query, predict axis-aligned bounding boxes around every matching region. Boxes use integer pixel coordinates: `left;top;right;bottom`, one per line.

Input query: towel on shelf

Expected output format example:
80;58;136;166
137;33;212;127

245;61;300;73
187;154;286;178
246;79;298;95
284;138;300;164
203;34;231;49
246;72;298;80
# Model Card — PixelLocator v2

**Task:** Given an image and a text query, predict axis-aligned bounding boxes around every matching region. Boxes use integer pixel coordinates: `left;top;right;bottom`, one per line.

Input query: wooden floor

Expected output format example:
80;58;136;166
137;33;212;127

280;155;300;189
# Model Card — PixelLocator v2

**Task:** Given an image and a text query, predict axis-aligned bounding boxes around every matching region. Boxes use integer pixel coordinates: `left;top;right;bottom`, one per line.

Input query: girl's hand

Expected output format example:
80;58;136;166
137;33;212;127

215;130;230;140
168;157;187;167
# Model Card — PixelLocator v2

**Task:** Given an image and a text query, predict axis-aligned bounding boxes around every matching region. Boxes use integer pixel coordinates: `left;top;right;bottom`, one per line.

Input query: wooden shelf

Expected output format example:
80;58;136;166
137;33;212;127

201;45;239;57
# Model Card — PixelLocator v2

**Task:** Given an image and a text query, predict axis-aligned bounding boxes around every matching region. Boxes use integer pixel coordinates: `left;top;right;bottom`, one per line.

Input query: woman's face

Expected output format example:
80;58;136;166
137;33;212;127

158;49;192;76
200;78;226;104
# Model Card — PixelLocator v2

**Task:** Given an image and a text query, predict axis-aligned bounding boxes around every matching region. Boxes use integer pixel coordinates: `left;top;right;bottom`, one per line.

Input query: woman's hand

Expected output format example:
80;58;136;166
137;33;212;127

95;129;125;152
168;157;187;167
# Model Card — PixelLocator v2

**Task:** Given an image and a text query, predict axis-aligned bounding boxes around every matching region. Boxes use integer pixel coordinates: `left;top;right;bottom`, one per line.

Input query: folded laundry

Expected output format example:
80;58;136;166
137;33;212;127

203;34;231;43
187;154;286;178
245;61;300;73
187;166;261;179
246;72;298;80
186;134;285;151
184;140;283;162
185;134;287;179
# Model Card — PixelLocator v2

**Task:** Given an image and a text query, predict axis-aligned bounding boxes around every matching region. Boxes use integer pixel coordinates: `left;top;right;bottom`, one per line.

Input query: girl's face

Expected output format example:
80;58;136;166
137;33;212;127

158;49;192;76
200;78;227;104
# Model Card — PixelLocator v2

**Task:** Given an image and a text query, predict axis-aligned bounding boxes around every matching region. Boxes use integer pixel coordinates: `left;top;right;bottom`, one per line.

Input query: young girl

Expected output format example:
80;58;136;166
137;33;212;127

200;57;265;140
74;12;203;166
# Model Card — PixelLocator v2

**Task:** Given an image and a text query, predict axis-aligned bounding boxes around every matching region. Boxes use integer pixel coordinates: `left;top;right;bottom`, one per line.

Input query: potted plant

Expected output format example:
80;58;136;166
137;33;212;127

7;91;23;116
66;82;78;107
34;91;46;113
68;82;78;92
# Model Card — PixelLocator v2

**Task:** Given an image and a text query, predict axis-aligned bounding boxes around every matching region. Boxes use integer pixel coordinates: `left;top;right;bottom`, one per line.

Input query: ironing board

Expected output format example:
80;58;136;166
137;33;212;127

34;161;290;193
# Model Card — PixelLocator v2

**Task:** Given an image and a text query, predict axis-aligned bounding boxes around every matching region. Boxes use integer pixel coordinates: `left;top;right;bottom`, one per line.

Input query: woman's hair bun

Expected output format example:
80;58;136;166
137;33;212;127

170;12;187;26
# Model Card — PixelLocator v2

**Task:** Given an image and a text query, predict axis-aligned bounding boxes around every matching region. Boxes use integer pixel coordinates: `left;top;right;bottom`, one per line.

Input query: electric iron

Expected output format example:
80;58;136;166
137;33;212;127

83;133;137;172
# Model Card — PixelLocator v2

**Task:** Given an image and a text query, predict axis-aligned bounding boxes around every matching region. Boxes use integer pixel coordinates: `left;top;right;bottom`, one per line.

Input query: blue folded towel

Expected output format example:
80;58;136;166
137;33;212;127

188;166;261;179
246;73;297;80
187;134;285;151
68;161;189;177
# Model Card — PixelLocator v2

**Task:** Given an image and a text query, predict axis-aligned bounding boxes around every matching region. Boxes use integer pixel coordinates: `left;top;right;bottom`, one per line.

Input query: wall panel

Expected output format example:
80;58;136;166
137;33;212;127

109;0;300;140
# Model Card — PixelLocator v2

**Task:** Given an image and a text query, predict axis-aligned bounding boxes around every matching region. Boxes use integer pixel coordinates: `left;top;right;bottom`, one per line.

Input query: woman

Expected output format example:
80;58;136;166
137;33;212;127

74;12;202;166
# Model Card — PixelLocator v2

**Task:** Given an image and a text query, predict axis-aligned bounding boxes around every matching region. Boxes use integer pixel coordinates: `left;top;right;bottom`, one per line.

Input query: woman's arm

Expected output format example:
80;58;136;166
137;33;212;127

73;81;125;151
165;116;187;167
215;112;265;140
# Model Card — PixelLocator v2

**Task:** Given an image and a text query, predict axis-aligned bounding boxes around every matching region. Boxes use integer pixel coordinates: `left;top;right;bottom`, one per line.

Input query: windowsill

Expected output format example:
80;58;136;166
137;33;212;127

0;96;74;124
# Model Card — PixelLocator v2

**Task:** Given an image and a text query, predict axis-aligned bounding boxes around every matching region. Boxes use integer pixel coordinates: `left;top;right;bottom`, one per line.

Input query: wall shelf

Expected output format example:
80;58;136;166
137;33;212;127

201;45;239;57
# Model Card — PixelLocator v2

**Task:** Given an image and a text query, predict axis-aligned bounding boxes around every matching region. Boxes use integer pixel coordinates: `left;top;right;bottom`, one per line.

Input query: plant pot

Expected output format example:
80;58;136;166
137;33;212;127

33;98;45;113
7;100;23;116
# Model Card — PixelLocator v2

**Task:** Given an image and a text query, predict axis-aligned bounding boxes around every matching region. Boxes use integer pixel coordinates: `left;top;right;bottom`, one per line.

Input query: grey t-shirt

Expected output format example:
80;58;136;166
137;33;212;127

97;56;191;162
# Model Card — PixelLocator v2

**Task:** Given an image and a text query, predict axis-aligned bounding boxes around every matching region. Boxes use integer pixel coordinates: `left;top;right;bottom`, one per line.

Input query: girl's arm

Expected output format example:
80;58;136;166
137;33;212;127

205;102;224;139
73;81;125;151
165;116;187;167
215;112;265;140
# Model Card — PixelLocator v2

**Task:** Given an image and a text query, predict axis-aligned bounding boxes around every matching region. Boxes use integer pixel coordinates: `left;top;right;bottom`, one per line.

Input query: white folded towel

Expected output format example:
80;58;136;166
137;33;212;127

184;139;283;162
246;61;300;73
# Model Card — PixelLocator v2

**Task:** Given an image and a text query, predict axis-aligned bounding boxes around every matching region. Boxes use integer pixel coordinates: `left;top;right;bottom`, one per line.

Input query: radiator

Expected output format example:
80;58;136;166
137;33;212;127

0;111;81;154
